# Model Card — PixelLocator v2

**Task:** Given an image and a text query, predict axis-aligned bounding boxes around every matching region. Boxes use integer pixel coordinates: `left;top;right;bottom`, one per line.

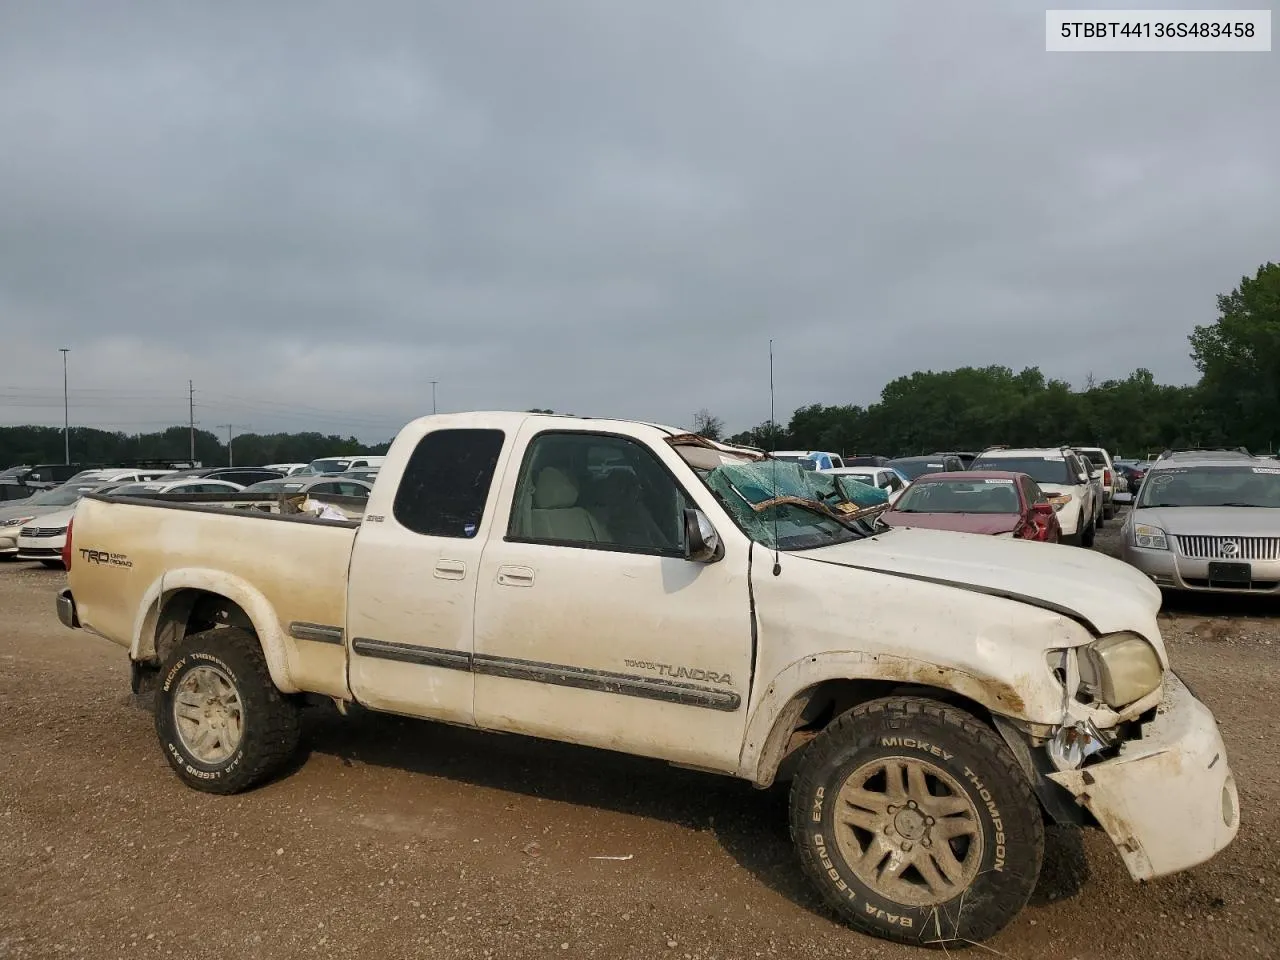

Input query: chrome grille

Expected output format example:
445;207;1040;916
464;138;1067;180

19;526;66;539
1175;535;1280;561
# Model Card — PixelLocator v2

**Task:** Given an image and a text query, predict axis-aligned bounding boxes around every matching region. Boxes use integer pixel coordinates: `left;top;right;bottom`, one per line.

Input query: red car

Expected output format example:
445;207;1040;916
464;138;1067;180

879;470;1061;541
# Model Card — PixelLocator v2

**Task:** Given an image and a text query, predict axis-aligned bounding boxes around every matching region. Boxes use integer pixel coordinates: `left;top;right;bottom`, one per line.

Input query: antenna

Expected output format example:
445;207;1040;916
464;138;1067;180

769;339;780;576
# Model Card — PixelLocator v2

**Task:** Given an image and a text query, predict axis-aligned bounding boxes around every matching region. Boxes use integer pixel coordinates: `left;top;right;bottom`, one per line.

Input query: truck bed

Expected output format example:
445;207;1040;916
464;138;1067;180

71;493;358;698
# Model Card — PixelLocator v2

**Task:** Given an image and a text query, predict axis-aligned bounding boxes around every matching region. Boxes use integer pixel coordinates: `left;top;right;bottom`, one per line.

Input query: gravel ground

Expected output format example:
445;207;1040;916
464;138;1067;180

2;520;1278;959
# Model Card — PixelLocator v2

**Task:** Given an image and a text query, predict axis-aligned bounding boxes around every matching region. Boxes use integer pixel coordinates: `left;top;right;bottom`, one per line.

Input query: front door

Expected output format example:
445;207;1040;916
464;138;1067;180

473;426;752;773
346;422;510;724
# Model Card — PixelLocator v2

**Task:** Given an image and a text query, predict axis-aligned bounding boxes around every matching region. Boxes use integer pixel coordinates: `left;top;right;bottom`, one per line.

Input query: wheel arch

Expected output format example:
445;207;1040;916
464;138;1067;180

741;655;1031;788
130;568;298;693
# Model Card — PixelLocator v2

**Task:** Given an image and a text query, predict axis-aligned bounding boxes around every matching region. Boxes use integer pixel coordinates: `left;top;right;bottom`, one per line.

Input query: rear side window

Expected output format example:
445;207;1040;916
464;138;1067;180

394;429;505;538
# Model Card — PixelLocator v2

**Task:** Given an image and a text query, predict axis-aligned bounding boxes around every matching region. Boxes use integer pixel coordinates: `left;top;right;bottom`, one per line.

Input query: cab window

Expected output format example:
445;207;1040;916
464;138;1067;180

508;432;691;555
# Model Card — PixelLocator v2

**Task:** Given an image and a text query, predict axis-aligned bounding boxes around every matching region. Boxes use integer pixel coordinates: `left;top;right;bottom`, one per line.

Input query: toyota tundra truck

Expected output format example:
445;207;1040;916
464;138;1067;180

55;411;1239;948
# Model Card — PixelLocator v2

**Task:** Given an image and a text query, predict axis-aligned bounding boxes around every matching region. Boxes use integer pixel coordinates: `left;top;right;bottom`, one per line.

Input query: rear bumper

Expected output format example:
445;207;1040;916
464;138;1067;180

56;588;79;629
1048;673;1238;880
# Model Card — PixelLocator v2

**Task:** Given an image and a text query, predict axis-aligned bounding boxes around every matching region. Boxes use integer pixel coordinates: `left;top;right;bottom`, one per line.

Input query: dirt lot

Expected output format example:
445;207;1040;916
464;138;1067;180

2;517;1278;959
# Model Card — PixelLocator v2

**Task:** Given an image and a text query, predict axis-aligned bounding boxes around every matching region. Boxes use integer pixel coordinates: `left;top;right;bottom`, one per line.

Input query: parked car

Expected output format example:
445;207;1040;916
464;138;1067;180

15;478;246;566
886;454;966;480
242;475;374;499
877;471;1061;541
1114;463;1145;503
1072;446;1118;520
1120;454;1280;593
161;466;285;487
818;465;910;504
57;410;1237;946
935;451;978;469
301;455;386;475
969;447;1099;546
263;462;310;476
1;482;109;557
842;455;892;467
1074;453;1107;528
769;450;844;470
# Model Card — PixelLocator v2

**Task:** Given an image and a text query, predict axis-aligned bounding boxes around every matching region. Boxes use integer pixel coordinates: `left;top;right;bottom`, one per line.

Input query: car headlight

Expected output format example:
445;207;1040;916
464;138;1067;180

2;516;35;527
1046;494;1071;512
1132;522;1168;550
1078;632;1164;708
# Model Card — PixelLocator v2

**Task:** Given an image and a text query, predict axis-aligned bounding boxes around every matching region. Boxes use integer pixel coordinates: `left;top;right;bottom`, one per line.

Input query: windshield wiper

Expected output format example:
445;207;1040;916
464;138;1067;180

1214;502;1279;508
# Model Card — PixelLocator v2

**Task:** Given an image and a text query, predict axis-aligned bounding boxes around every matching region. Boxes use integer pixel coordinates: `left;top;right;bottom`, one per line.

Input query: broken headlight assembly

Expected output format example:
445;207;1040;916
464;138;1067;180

1048;632;1163;711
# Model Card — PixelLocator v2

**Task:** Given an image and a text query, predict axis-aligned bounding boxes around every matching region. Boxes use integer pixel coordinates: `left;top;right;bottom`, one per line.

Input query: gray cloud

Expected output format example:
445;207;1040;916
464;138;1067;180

1;1;1277;440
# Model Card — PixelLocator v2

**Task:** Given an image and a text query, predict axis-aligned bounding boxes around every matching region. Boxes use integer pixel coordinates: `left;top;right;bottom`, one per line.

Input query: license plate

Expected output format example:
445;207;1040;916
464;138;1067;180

1208;561;1251;585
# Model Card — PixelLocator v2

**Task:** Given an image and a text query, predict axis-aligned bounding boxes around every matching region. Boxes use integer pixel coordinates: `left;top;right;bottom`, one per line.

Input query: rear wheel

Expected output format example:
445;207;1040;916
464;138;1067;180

154;627;300;794
789;697;1043;947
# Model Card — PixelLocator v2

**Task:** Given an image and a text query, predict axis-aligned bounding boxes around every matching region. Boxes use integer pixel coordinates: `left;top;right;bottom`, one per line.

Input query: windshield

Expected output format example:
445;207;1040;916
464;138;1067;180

244;479;301;493
308;458;353;474
109;483;162;496
701;460;886;550
1138;465;1280;508
27;485;91;507
971;456;1072;485
894;479;1021;514
889;459;946;480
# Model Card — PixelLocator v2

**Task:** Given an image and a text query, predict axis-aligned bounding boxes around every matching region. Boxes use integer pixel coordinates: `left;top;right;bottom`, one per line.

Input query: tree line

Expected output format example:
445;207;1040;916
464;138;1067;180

715;262;1280;459
3;261;1276;468
0;425;389;471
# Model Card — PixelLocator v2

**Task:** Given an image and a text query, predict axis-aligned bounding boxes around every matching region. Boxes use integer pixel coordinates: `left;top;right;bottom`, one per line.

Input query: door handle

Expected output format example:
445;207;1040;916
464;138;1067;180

497;565;535;587
434;559;467;580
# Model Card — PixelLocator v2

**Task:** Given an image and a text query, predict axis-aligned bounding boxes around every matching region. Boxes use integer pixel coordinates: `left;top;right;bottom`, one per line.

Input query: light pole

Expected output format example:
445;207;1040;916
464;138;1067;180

217;424;240;466
429;380;438;415
59;348;70;464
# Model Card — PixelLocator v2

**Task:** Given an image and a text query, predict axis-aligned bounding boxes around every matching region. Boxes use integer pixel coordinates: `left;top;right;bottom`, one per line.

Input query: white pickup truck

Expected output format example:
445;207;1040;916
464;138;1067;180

55;412;1238;947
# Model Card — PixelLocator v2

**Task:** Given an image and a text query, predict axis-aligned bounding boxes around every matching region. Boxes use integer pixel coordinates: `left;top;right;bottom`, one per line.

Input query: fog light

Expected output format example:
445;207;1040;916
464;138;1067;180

1222;776;1238;828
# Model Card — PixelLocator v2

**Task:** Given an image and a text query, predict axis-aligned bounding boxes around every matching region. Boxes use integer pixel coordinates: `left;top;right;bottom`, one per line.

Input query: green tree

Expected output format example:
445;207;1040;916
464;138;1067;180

1189;261;1280;451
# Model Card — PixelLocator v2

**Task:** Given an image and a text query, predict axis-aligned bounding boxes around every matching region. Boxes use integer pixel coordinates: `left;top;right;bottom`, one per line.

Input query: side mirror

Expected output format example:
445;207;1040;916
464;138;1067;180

683;508;723;563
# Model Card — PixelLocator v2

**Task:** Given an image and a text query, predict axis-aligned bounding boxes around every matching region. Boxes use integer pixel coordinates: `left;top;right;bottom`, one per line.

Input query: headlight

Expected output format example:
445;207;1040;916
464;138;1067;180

1078;632;1163;708
2;516;35;527
1046;494;1071;512
1132;523;1168;550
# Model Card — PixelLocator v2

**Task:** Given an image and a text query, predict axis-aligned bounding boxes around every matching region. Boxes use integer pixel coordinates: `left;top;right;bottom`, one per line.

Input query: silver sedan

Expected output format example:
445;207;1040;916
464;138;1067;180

1120;456;1280;593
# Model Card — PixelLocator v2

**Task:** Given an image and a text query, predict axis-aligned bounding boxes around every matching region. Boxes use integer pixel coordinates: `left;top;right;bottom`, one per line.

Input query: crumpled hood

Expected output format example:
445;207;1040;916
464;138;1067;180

792;527;1163;638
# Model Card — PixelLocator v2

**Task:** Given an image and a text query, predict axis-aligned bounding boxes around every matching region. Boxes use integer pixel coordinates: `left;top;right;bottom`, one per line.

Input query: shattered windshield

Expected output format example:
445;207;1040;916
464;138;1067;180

706;461;889;549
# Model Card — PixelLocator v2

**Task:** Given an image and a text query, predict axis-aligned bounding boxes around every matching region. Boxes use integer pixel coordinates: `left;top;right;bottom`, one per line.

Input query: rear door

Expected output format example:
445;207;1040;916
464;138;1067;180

346;424;509;724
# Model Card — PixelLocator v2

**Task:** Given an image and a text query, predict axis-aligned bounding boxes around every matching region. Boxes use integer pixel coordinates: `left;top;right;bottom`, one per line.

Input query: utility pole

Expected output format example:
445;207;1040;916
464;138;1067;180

188;380;196;463
217;424;239;466
429;380;438;415
59;347;70;463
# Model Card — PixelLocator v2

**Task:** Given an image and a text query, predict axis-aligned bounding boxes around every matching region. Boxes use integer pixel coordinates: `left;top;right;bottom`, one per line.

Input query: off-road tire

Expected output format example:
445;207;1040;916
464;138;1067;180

789;697;1043;948
1080;519;1096;548
154;627;300;795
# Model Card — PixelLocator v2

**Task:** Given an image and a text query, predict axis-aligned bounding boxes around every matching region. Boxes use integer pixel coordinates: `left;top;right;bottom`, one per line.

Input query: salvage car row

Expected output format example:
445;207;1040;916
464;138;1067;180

0;457;382;565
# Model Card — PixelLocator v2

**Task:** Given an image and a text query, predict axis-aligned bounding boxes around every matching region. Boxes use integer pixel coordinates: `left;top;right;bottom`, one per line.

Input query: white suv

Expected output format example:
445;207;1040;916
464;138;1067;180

1072;446;1119;522
969;446;1100;546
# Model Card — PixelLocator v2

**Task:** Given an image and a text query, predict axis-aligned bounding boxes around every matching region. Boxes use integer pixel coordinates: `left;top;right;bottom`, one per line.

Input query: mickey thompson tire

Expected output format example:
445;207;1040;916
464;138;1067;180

789;697;1043;948
154;627;301;795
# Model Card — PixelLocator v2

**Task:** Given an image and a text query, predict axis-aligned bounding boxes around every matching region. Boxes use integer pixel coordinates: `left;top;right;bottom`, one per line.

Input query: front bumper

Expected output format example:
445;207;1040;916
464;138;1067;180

56;588;79;629
1122;543;1280;594
1049;673;1238;880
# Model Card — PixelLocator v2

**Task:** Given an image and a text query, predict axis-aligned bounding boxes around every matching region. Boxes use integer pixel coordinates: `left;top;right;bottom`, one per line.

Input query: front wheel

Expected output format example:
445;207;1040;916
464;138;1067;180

1080;519;1096;548
789;697;1043;947
154;627;301;794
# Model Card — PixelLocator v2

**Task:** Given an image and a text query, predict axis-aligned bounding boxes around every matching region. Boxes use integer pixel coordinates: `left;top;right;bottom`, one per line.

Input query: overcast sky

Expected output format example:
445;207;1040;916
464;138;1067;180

2;1;1277;441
